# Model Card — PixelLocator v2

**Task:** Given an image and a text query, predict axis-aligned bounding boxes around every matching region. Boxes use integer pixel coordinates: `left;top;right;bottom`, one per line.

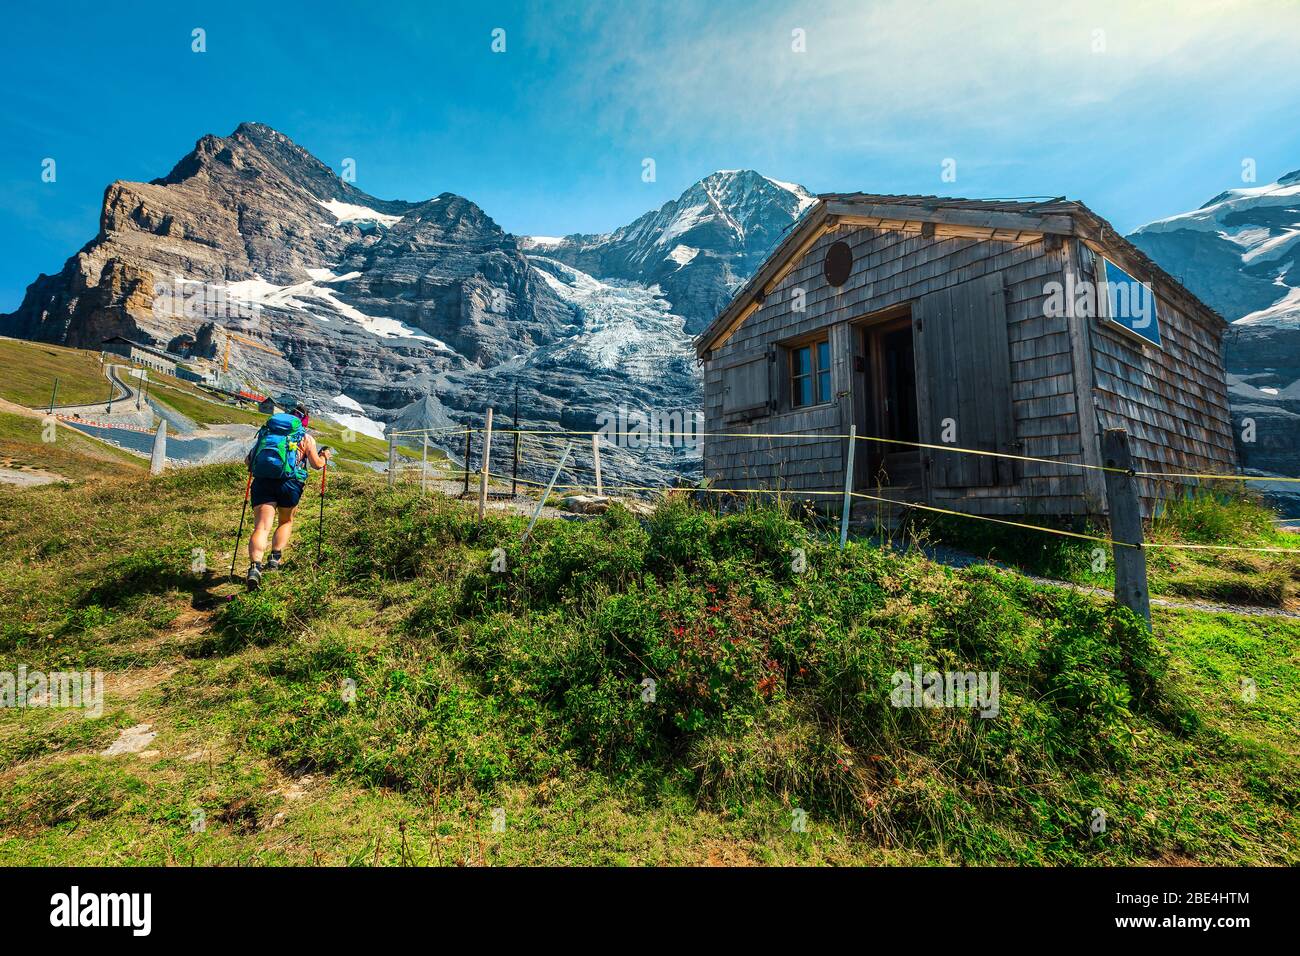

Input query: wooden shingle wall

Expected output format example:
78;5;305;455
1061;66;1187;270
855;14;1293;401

1072;242;1238;516
703;223;1094;516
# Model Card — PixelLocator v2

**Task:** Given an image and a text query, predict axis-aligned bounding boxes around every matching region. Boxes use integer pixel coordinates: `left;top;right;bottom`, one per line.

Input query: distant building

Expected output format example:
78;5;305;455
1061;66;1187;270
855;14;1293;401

173;365;216;385
101;335;178;376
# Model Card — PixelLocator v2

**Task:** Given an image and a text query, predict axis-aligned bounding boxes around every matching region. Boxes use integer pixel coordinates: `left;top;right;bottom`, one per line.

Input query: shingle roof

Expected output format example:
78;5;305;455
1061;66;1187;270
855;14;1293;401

694;193;1226;357
816;191;1079;215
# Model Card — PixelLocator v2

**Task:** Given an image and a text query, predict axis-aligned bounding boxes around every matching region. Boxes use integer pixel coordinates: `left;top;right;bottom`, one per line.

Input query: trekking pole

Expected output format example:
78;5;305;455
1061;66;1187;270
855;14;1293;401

229;471;253;581
316;450;331;566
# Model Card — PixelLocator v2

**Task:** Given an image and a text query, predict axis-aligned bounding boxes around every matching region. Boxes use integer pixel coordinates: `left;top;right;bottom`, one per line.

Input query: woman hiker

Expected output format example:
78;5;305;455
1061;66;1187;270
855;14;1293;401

244;401;332;589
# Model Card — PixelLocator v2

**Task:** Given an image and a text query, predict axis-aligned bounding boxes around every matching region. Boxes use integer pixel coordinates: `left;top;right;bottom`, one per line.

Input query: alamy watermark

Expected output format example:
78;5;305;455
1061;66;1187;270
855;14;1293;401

596;404;702;451
151;274;262;325
1042;273;1156;330
890;665;999;718
50;886;151;936
1;666;104;717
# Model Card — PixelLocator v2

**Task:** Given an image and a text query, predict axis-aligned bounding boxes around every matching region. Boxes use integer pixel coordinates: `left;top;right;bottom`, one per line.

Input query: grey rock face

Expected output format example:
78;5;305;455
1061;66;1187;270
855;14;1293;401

1130;168;1300;512
0;126;810;486
2;122;554;407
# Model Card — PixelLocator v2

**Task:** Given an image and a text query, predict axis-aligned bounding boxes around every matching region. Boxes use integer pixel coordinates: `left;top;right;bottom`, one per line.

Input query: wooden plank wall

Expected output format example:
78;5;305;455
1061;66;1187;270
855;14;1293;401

1073;242;1238;516
704;223;1093;515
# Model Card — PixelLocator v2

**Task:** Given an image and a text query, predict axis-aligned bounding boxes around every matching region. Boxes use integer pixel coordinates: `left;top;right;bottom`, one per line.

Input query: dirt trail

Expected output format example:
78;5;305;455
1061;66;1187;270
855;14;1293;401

0;396;45;419
0;465;65;487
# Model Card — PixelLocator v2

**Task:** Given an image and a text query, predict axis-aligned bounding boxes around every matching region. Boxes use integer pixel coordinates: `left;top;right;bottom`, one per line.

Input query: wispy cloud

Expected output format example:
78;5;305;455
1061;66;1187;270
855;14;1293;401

535;0;1300;152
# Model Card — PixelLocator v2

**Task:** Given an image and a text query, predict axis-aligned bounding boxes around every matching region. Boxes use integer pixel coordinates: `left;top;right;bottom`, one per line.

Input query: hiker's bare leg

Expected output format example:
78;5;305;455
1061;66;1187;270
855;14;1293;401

249;504;276;564
272;506;296;554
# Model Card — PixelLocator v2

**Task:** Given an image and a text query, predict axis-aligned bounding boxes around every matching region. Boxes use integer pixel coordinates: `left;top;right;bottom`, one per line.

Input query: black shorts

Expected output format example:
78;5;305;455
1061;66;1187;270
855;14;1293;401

251;476;305;509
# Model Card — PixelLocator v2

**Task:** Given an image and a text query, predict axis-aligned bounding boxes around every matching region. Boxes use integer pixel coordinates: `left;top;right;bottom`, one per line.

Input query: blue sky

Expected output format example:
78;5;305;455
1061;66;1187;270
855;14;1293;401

3;0;1299;311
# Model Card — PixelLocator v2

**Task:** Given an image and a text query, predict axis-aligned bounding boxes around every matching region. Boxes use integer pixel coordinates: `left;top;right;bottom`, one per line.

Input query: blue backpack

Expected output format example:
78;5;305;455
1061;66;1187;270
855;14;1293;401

249;413;308;481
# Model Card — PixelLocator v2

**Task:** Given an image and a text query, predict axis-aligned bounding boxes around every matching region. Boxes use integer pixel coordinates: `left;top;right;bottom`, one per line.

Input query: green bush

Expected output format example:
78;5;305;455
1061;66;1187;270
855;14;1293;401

246;633;560;790
230;499;1188;851
205;571;332;654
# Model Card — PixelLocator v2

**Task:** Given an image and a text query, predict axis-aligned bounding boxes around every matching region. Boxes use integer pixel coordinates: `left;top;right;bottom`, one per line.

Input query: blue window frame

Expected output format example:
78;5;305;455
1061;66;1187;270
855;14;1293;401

791;338;832;407
1102;257;1161;347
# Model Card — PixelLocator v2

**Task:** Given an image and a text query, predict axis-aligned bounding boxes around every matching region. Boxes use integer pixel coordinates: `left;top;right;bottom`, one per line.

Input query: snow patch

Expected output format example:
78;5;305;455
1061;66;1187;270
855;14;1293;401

667;245;699;267
318;199;403;229
1241;227;1300;265
332;394;367;413
764;176;818;214
225;274;456;348
1227;372;1300;401
328;412;386;440
1235;286;1300;327
1139;177;1300;244
656;203;710;247
307;268;363;283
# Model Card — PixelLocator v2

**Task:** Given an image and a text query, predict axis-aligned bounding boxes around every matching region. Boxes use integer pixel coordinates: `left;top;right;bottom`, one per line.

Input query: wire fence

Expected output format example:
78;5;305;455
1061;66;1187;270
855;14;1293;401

382;423;1300;557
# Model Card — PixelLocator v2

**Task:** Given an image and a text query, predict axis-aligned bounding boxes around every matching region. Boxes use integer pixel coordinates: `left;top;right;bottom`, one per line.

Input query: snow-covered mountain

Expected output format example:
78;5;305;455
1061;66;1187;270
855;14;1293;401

0;126;811;483
521;169;815;334
527;257;697;384
1131;169;1300;324
1130;168;1300;508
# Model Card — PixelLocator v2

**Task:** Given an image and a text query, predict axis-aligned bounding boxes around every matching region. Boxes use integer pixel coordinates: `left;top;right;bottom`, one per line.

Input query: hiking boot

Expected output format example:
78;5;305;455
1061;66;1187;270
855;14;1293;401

246;562;263;590
266;550;283;571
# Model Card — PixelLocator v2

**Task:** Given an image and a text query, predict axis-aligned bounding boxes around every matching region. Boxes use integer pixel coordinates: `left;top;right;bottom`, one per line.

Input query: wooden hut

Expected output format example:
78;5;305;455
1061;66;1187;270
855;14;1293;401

693;193;1237;518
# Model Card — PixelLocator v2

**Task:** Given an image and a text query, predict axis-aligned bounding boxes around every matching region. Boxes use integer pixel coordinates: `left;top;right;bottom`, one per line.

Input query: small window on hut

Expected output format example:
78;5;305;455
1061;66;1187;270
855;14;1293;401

1101;257;1162;347
790;338;832;408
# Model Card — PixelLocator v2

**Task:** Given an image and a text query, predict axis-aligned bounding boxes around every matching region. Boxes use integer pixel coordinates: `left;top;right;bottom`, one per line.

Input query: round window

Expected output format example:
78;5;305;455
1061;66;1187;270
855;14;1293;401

823;240;853;287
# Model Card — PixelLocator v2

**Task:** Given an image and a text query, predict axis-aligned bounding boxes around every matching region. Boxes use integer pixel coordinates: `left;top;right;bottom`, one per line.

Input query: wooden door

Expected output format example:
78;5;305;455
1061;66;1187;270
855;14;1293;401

912;273;1015;488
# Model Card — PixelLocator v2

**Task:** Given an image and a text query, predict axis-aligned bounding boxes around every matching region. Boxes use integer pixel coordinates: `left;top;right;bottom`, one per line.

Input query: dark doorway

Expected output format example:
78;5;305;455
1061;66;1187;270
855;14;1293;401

859;317;922;495
880;325;919;445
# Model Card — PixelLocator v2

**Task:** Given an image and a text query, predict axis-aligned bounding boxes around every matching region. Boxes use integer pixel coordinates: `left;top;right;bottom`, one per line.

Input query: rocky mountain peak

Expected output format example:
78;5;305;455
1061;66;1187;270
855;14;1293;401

1131;168;1300;324
524;168;815;334
689;168;817;231
403;193;510;244
0;127;816;485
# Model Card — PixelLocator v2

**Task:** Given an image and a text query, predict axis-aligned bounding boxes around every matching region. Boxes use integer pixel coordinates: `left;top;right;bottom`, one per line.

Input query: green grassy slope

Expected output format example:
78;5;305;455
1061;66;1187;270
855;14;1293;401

0;410;145;481
145;377;266;428
0;466;1294;865
0;338;115;408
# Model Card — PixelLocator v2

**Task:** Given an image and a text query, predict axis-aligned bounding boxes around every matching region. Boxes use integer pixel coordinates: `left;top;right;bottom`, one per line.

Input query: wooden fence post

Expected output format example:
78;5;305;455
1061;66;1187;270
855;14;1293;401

478;408;494;519
839;425;857;549
512;430;520;497
1101;428;1151;627
387;431;397;487
592;433;603;496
